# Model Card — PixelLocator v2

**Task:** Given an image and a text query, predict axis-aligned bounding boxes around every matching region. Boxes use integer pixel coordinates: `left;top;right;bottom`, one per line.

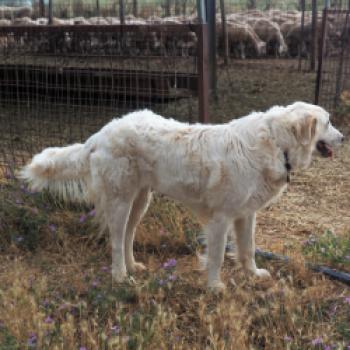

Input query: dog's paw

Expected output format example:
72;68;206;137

112;269;127;283
208;280;226;293
254;268;271;279
128;262;146;273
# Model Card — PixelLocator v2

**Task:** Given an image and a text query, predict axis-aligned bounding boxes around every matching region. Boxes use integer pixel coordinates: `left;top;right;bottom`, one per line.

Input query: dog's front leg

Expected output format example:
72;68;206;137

234;213;271;279
106;198;133;283
206;215;231;291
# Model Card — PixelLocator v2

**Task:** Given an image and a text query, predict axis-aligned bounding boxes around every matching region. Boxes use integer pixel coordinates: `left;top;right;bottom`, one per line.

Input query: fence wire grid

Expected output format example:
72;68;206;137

317;9;350;113
0;24;203;172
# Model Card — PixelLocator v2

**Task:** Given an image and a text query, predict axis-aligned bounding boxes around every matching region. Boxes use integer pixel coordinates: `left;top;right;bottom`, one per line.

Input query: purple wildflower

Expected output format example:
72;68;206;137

88;209;96;217
27;333;37;347
44;316;54;324
111;325;120;334
92;280;99;288
158;279;165;286
163;258;177;269
101;266;109;272
344;297;350;304
323;346;331;350
16;236;24;243
284;336;292;342
42;299;50;308
15;198;22;205
168;274;177;281
80;347;87;350
344;255;350;261
311;337;323;346
79;214;87;223
48;224;57;233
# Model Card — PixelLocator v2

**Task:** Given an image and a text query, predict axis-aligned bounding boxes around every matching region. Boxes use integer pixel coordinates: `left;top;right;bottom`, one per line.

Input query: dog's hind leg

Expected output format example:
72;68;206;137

206;215;231;290
106;196;134;283
125;187;152;273
234;213;271;279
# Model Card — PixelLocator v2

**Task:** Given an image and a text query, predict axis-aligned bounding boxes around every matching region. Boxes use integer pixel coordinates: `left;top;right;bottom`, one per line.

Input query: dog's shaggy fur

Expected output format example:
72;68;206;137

21;102;344;290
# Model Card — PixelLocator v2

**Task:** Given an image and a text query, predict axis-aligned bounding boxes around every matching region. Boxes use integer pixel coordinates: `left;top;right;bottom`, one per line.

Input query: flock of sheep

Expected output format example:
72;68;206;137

0;6;337;58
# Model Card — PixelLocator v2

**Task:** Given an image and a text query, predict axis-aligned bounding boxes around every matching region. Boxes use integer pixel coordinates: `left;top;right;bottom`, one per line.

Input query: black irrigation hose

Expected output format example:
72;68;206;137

255;248;350;286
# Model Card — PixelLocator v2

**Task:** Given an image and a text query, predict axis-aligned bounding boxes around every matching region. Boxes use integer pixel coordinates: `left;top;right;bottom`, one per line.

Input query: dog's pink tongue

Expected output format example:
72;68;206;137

326;144;333;158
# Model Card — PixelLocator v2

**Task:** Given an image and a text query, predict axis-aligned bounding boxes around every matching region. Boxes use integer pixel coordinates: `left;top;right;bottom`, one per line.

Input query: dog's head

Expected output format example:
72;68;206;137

273;102;344;169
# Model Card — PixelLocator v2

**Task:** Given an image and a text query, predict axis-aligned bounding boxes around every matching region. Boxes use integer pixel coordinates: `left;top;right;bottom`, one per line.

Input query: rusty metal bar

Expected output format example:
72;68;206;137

198;24;209;123
0;24;200;34
315;7;328;104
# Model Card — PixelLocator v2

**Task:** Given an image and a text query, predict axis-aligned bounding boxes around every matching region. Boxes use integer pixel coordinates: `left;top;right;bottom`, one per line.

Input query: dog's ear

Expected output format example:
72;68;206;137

291;114;317;145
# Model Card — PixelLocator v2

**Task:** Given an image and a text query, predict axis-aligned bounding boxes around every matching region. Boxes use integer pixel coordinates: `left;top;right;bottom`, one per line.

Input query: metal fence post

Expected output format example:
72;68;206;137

310;0;318;71
39;0;45;17
133;0;138;17
219;0;229;65
298;0;305;71
315;3;329;104
206;0;217;97
96;0;100;16
48;0;53;24
119;0;125;24
198;24;209;124
197;0;209;123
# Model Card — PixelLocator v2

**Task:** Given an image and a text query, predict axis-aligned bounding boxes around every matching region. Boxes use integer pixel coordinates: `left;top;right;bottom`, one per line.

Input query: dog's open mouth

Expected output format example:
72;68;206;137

316;140;333;158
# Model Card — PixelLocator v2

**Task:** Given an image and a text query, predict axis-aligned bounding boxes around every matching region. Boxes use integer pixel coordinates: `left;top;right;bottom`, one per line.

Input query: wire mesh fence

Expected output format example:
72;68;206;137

316;9;350;113
0;23;205;174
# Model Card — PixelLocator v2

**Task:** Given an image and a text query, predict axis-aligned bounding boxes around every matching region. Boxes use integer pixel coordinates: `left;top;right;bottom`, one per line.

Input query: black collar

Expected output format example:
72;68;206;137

284;151;292;183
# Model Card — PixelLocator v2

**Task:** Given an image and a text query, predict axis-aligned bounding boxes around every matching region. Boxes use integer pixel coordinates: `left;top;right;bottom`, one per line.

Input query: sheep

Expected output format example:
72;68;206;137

0;6;32;20
218;20;266;59
12;16;35;25
247;18;288;56
0;19;10;26
148;17;197;56
88;17;109;25
34;17;48;25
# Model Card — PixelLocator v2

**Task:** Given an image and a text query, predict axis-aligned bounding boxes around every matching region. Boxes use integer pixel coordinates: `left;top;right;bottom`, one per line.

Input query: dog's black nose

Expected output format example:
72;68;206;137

341;136;345;143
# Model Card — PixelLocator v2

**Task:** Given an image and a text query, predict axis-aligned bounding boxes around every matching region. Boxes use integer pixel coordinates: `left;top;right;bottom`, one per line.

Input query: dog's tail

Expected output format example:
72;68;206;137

20;143;90;202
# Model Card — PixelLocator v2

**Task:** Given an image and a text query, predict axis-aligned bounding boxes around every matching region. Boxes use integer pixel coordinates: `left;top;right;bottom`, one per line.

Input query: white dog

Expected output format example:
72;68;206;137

20;102;344;290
